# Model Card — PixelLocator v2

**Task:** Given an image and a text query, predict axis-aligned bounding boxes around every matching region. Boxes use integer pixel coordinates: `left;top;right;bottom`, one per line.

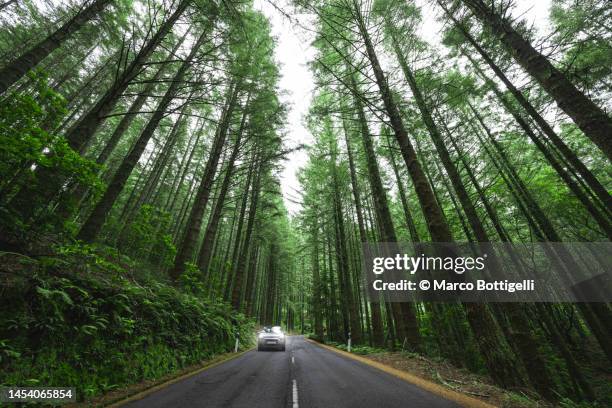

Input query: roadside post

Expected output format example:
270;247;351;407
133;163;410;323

347;331;351;353
234;331;240;353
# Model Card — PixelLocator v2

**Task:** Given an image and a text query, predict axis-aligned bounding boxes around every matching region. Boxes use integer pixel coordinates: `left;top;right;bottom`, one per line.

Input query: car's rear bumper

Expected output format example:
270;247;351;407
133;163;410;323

258;339;285;350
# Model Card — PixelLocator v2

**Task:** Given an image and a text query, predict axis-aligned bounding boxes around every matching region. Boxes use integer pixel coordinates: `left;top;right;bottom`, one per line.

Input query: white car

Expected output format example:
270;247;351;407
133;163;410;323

257;326;286;351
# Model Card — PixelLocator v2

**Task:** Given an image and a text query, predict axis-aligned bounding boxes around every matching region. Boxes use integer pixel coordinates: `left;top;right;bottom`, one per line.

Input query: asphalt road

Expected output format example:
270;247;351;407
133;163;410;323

124;335;459;408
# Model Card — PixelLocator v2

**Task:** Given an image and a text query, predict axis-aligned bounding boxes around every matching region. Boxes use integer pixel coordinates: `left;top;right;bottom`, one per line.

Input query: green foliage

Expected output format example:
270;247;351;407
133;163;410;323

0;71;101;190
331;342;387;355
179;262;206;294
0;0;609;404
54;242;131;277
549;0;612;96
118;205;176;268
0;249;253;401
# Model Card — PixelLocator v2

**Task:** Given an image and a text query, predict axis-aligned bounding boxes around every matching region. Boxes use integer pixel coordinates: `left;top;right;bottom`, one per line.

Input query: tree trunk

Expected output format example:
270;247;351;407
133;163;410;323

118;105;189;229
232;155;262;311
311;220;325;339
165;120;206;214
459;0;612;160
197;96;250;275
245;227;262;315
353;2;449;243
96;30;189;167
470;104;612;362
384;128;421;242
171;80;240;281
77;31;207;242
0;0;113;94
456;42;611;219
263;245;277;325
342;113;384;347
329;135;363;344
7;0;192;223
65;0;191;153
224;155;254;300
352;3;524;386
349;79;419;350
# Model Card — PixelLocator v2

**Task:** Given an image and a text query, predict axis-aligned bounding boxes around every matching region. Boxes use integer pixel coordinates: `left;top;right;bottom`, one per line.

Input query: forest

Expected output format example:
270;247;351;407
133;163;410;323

0;0;610;406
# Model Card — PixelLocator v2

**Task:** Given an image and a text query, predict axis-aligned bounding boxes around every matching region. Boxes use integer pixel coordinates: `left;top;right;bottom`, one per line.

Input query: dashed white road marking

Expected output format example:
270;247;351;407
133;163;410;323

292;379;299;408
291;356;295;364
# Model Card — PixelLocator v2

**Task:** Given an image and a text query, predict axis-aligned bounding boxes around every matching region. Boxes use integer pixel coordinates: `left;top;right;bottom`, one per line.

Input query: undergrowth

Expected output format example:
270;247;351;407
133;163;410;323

0;244;254;401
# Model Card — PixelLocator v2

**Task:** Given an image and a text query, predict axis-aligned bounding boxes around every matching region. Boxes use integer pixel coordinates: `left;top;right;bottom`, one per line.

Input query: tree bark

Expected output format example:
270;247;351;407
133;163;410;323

470;104;612;362
457;0;612;160
197;98;249;276
342;112;384;347
77;30;206;242
66;0;191;154
347;78;419;350
224;154;254;300
7;0;192;223
353;2;450;243
0;0;113;94
351;2;524;386
171;81;241;281
311;215;325;340
230;159;261;309
455;38;611;217
329;134;363;344
384;129;420;242
96;30;189;167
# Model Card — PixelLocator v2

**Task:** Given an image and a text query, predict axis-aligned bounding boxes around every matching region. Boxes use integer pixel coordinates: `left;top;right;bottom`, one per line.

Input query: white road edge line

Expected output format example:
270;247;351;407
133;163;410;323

292;379;299;408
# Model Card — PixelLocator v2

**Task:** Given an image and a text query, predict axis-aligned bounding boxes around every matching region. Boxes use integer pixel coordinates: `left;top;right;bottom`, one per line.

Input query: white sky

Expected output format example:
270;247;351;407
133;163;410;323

253;0;551;216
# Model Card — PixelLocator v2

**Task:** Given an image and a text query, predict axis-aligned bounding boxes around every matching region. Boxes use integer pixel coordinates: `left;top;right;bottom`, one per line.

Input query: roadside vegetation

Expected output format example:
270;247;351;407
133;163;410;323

0;245;254;400
295;0;611;406
0;0;610;406
0;0;289;402
325;341;609;408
